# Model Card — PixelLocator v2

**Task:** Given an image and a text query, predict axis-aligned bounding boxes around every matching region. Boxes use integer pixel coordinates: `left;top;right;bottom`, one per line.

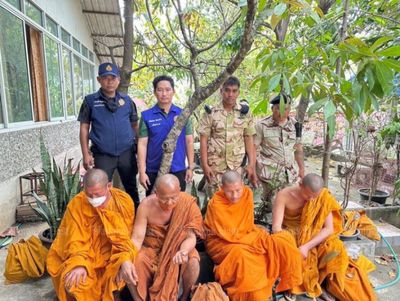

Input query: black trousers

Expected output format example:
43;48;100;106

145;170;187;196
93;147;139;209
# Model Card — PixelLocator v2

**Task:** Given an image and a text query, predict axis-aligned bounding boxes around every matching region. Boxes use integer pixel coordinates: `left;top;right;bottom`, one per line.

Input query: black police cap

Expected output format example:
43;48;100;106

270;94;291;105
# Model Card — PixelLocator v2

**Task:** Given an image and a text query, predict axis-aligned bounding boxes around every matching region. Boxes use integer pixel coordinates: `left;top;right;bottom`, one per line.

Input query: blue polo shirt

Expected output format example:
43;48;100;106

78;90;138;156
140;104;187;173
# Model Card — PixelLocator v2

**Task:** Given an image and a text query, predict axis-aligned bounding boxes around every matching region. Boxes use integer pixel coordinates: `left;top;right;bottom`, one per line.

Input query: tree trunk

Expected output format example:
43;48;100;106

296;89;311;123
156;0;257;178
118;0;134;94
114;0;134;188
321;0;349;185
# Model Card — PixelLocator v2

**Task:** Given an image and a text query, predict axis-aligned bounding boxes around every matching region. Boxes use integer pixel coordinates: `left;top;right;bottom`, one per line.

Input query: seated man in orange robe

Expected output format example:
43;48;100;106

272;173;376;301
204;171;303;301
47;168;137;301
123;174;204;301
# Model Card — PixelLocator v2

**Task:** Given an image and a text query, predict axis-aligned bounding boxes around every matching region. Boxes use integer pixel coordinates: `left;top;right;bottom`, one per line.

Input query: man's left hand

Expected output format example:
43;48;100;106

185;169;193;183
299;245;309;259
172;250;189;265
116;261;138;285
244;165;258;187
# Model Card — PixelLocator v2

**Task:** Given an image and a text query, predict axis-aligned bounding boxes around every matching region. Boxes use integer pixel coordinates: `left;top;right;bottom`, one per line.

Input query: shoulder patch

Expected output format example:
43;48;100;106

204;104;212;114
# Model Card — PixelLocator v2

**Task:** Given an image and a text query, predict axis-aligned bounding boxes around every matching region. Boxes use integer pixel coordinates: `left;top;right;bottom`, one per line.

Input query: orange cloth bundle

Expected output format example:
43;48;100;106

191;282;229;301
205;186;302;301
343;211;380;241
326;258;377;301
4;235;48;284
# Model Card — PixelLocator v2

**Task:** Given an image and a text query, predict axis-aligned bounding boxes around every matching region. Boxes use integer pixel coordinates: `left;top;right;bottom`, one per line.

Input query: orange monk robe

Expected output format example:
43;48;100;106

283;188;376;300
204;186;303;301
47;188;137;301
135;192;205;301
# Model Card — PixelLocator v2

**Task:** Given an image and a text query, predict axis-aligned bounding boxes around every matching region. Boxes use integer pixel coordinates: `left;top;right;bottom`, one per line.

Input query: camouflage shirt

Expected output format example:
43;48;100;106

198;103;256;172
254;116;300;182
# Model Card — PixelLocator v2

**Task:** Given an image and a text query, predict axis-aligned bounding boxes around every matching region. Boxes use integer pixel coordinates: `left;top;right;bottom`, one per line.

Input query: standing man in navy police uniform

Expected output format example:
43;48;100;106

78;62;140;208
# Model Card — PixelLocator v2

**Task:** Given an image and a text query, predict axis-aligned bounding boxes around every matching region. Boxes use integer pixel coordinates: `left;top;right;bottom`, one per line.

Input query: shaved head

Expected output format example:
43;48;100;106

83;168;109;188
221;171;242;186
155;174;181;191
302;173;324;193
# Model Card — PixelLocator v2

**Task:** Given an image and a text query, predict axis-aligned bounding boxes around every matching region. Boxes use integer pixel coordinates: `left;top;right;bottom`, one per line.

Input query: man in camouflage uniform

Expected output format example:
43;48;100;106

198;76;257;195
254;94;305;212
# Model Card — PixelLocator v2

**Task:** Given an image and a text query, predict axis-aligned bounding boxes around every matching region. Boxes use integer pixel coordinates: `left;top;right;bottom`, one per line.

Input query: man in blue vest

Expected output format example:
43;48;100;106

78;62;140;208
137;75;195;196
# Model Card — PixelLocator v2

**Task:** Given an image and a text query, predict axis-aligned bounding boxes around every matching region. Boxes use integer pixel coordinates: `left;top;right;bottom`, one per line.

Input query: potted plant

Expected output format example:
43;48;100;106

254;166;286;225
358;120;391;205
31;136;82;247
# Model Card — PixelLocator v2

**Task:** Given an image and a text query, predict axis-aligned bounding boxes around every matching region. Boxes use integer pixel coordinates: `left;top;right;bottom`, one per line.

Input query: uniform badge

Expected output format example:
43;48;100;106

106;64;112;71
118;99;125;106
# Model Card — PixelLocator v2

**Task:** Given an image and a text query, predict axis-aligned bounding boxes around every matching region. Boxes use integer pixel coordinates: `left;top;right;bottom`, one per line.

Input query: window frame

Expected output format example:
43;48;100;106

0;1;96;129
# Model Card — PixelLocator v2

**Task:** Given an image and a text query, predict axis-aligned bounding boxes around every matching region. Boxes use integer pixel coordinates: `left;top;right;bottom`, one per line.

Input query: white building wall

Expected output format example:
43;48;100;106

33;0;94;52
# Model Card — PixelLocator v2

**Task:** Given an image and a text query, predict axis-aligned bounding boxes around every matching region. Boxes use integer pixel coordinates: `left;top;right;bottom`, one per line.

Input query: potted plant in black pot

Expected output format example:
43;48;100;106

358;122;391;205
31;136;82;248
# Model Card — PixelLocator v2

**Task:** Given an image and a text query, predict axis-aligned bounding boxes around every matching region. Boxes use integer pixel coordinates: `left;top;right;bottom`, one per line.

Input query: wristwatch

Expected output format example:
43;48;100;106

187;164;195;171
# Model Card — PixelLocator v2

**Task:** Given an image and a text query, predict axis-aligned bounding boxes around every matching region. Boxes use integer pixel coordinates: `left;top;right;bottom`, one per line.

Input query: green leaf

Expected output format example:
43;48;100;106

268;74;281;92
377;46;400;57
310;11;320;23
340;80;352;94
327;115;336;139
382;59;400;72
308;98;327;116
273;3;286;16
253;98;270;115
279;94;285;116
365;66;375;89
282;74;291;95
371;93;379;111
259;77;269;94
375;61;394;94
324;100;336;118
370;36;393;52
258;0;267;13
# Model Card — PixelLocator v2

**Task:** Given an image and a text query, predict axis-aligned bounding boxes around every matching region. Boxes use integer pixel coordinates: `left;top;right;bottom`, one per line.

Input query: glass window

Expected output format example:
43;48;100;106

82;45;88;58
90;65;95;91
44;36;63;118
82;61;92;97
0;7;32;123
62;48;74;116
72;37;80;52
61;28;70;45
24;0;42;25
5;0;21;10
45;16;58;37
73;54;83;113
89;51;94;62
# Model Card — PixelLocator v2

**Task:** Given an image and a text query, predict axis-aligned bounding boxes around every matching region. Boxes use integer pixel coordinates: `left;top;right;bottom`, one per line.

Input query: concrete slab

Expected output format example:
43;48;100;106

376;222;400;250
343;234;376;261
346;201;366;210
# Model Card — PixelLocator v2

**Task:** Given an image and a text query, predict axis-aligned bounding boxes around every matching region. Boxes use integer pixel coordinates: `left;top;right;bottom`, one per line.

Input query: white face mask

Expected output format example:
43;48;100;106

87;195;107;208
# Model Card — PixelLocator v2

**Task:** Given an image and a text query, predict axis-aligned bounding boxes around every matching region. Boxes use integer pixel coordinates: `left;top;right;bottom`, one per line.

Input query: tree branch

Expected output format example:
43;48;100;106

171;0;196;51
144;0;186;67
198;12;241;53
166;8;190;49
